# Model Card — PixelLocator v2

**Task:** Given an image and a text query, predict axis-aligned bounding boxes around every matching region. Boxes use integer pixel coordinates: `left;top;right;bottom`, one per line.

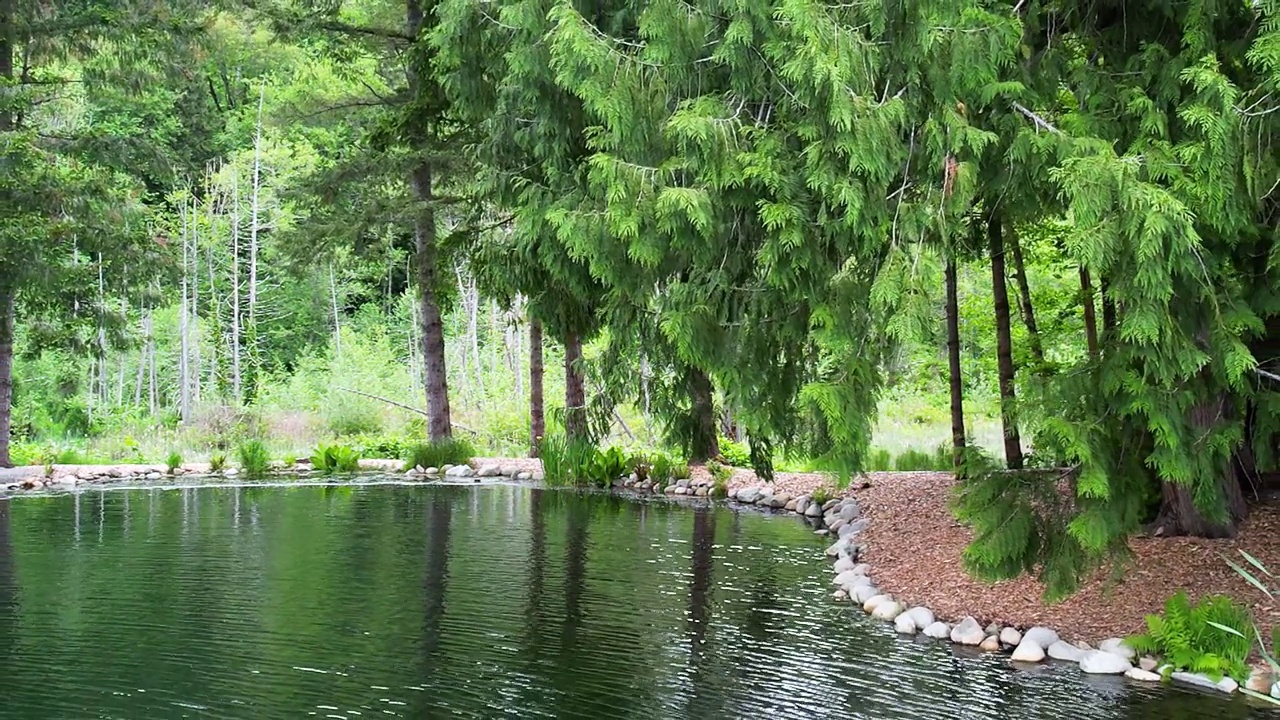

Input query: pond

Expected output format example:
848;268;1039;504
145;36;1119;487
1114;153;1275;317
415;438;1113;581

0;481;1274;719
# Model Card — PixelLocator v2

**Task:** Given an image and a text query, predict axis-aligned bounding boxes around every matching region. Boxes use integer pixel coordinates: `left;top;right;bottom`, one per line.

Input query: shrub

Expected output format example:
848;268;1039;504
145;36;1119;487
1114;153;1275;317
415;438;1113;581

671;462;690;480
867;448;893;471
1126;591;1252;681
707;461;732;484
403;438;475;472
587;446;629;487
629;453;652;481
719;438;751;467
237;440;271;478
282;454;298;468
209;453;227;472
650;453;675;484
811;486;832;507
166;451;182;474
311;443;362;474
355;434;411;460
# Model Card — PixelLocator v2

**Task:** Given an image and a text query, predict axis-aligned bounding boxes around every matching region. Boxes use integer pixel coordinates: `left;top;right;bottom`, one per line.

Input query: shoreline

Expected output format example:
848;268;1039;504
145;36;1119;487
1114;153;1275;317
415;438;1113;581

4;457;1277;702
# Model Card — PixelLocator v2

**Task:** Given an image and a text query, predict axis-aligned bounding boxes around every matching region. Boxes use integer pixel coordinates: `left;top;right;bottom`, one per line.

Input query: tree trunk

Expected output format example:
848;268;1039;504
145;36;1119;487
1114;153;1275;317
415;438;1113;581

1154;398;1248;538
564;330;587;440
1008;225;1044;366
0;286;13;467
529;319;545;457
1080;267;1100;360
687;366;719;463
230;167;243;404
412;163;452;441
988;214;1024;470
1101;274;1117;347
945;258;966;469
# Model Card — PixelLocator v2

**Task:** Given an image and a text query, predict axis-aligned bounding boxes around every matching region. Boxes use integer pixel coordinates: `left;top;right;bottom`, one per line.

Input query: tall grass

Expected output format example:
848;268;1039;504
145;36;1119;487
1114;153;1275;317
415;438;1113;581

538;434;598;487
403;438;475;471
237;440;271;478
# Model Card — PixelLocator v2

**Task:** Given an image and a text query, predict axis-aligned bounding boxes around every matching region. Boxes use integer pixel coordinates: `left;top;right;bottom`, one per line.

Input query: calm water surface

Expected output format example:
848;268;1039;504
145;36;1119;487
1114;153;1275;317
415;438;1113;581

0;481;1274;719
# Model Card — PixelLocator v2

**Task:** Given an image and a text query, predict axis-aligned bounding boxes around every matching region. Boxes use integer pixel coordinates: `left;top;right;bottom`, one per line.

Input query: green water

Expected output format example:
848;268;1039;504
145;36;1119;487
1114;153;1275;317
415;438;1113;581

0;482;1272;719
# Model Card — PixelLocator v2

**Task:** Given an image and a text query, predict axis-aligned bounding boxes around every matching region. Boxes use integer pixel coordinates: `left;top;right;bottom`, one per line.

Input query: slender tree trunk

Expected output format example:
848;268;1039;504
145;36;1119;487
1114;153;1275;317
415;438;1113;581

230;167;243;404
988;215;1024;470
411;164;452;440
190;198;200;406
564;330;587;440
248;82;264;332
147;309;157;416
529;319;545;457
179;205;192;423
329;263;342;359
1080;267;1100;360
1008;226;1044;366
945;257;967;469
687;366;719;463
1101;275;1117;346
0;285;13;467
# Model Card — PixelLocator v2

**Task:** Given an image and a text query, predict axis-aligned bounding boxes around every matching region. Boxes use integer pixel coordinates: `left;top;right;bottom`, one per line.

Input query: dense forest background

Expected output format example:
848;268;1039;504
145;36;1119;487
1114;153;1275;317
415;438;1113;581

4;0;1280;598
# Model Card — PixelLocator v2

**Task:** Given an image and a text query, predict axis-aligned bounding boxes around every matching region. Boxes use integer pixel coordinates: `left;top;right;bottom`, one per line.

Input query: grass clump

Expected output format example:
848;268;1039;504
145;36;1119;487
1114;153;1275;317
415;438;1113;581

539;435;629;488
310;443;362;474
403;438;474;472
810;486;832;507
237;440;271;478
165;451;182;474
209;452;227;472
1126;590;1252;681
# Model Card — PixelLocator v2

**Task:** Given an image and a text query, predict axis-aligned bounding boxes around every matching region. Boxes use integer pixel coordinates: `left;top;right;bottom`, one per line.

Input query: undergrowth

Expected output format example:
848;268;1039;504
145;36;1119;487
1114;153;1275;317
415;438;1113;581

1126;591;1252;681
403;438;475;471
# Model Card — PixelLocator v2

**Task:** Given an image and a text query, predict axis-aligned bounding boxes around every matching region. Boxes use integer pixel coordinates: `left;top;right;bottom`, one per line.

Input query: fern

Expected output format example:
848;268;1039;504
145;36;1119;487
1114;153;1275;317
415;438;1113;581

1126;591;1251;681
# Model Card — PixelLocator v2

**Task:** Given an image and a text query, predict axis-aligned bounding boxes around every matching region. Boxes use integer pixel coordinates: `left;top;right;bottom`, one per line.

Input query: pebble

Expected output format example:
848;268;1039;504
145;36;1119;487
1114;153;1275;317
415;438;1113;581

832;589;848;601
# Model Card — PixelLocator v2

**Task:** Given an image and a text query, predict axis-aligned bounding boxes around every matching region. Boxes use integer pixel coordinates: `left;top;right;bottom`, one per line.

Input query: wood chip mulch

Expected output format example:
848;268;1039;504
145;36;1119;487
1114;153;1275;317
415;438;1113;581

851;471;1280;645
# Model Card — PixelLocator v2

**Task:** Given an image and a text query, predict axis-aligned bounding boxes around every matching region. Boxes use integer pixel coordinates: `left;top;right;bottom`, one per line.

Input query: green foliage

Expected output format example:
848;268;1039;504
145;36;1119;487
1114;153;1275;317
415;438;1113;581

165;452;182;474
403;439;475;472
892;445;953;471
236;440;271;479
1223;550;1280;706
649;453;676;484
718;438;751;468
629;453;652;481
706;461;732;484
310;443;362;474
209;453;227;473
810;487;832;507
867;448;894;471
1126;591;1251;682
538;434;596;488
354;434;412;461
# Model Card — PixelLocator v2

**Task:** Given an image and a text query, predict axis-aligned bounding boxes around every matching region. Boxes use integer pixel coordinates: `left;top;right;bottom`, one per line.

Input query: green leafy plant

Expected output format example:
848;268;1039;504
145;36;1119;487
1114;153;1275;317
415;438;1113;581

1223;550;1280;704
629;453;652;481
165;451;182;474
1126;591;1251;681
867;448;894;471
587;446;628;487
237;440;271;478
671;462;690;480
538;434;597;487
811;486;832;507
650;453;675;484
282;454;298;468
209;453;227;472
707;461;732;484
310;443;362;474
718;438;751;467
355;434;410;460
403;438;475;472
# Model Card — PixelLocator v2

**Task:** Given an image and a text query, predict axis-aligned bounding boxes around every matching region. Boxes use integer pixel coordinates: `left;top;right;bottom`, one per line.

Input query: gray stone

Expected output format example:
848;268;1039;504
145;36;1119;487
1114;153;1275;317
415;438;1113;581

531;471;545;482
737;487;763;504
837;523;860;538
500;465;520;477
1126;668;1162;682
822;498;841;512
832;589;848;601
768;494;790;509
922;621;951;639
804;503;823;518
677;478;691;489
825;539;850;557
1099;637;1135;661
1023;627;1059;649
445;465;474;478
863;594;894;614
425;466;440;476
904;606;935;629
628;472;639;483
516;472;532;481
664;485;677;494
674;487;688;495
1011;638;1046;662
828;518;848;533
1171;671;1238;694
1139;657;1158;672
838;502;861;522
795;496;811;515
405;469;418;477
985;622;1002;636
441;464;454;473
851;563;870;575
871;600;903;621
832;556;856;573
894;611;920;634
145;471;162;480
844;518;869;535
477;465;501;477
1000;627;1023;647
979;635;1001;652
1047;641;1085;662
784;499;798;511
727;488;739;500
1080;650;1131;675
853;585;881;604
950;617;985;645
225;468;239;477
695;487;709;496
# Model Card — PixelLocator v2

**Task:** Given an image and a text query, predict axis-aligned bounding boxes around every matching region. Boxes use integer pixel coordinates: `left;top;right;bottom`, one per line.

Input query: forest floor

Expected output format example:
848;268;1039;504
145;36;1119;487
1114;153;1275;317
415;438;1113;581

724;467;1280;647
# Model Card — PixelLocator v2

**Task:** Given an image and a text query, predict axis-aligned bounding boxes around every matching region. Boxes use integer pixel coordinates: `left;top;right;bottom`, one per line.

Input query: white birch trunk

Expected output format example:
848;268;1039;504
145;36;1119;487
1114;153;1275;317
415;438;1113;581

231;166;242;404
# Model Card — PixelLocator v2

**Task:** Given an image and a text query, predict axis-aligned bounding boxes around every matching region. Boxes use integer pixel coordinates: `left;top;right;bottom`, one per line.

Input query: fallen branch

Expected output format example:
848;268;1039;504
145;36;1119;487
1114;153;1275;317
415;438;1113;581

336;387;477;434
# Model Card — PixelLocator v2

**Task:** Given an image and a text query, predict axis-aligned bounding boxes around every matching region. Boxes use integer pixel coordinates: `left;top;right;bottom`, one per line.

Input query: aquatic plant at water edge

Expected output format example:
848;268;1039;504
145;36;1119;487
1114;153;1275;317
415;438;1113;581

1125;591;1251;681
402;438;474;471
1222;550;1280;704
584;446;628;487
538;434;601;487
649;453;674;483
166;451;182;474
311;443;361;474
209;453;227;472
629;453;652;481
237;440;271;478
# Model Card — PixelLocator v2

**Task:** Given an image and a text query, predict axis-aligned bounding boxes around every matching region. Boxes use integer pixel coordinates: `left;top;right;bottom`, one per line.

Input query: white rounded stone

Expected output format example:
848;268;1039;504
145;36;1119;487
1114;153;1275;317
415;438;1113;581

1080;650;1131;675
1011;638;1046;662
